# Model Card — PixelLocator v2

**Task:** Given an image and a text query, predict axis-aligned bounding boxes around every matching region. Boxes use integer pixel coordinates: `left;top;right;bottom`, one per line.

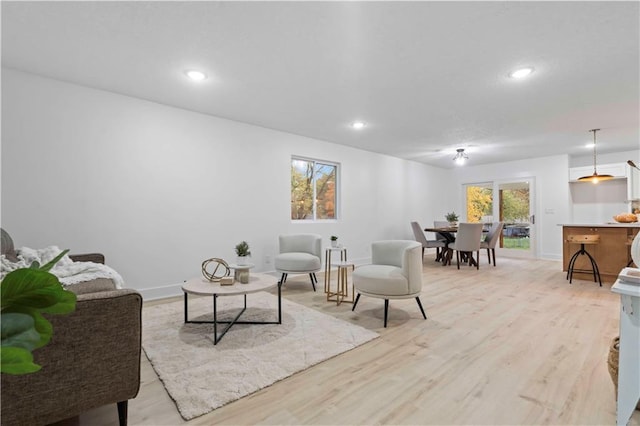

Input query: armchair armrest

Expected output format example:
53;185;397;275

69;252;105;264
1;289;142;425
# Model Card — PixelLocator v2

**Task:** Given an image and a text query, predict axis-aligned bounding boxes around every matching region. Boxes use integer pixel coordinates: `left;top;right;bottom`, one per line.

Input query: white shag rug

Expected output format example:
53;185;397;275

142;291;379;420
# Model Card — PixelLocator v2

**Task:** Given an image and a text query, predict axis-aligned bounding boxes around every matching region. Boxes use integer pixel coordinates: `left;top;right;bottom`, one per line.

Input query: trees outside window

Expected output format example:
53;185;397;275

291;157;338;221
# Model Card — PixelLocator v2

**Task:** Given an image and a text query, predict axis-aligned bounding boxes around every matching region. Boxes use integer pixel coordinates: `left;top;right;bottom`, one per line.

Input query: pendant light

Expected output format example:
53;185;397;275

578;129;613;183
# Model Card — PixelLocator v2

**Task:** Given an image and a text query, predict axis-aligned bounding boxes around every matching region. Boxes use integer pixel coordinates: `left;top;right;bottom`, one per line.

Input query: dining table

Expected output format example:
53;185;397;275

424;225;484;267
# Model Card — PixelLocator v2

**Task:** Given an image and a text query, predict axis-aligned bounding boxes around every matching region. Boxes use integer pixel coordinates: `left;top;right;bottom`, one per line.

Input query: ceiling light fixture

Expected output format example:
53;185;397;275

508;67;534;79
351;121;366;130
453;148;468;165
578;129;613;184
185;70;207;81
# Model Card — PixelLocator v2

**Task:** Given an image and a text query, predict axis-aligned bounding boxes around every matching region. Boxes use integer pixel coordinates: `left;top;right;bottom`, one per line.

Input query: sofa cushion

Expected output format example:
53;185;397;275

66;278;118;295
274;252;321;272
353;264;409;296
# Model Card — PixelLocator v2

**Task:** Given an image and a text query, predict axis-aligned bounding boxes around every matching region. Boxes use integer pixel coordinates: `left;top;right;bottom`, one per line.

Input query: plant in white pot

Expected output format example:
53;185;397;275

235;241;251;265
330;235;338;248
445;212;459;226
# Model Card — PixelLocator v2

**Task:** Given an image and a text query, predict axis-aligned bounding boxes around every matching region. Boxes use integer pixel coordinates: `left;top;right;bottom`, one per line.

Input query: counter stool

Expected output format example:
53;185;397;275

566;234;602;286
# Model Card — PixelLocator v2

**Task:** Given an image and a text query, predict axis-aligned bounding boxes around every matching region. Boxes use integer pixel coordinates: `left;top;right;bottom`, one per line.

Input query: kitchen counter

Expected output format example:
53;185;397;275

561;224;639;284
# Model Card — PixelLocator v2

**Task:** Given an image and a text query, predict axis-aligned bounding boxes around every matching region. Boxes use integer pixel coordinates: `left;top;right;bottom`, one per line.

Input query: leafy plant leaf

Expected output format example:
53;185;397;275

0;346;41;374
1;269;68;310
2;308;54;349
1;312;41;350
39;249;69;272
0;249;76;375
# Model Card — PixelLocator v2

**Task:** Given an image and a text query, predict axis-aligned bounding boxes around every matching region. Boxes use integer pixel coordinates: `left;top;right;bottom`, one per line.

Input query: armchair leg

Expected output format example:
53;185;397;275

117;401;128;426
415;297;427;320
279;273;287;284
487;248;491;264
491;248;496;266
456;251;460;269
384;299;389;328
352;293;361;311
308;273;317;292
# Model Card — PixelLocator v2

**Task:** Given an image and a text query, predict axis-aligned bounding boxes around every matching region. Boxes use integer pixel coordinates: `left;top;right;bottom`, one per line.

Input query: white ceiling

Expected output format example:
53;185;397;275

2;1;639;169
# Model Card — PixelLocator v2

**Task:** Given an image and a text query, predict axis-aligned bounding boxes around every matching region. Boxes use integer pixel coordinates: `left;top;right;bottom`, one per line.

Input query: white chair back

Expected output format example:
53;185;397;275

371;240;423;294
279;234;322;258
484;222;505;249
410;221;429;246
453;223;483;251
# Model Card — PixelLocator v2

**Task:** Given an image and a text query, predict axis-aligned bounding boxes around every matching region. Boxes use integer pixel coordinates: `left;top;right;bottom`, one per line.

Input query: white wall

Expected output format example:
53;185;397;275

450;155;571;260
1;68;456;299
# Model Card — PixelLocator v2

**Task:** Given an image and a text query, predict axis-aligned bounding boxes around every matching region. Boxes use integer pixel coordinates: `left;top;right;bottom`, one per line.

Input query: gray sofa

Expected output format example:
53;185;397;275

0;229;142;426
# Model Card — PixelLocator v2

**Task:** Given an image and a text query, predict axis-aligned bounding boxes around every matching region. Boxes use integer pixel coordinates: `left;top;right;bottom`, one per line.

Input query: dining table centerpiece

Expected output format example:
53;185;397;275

445;212;459;227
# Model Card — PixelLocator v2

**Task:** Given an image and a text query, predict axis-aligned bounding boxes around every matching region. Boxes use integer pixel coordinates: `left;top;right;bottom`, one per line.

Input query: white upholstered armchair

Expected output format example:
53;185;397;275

352;240;427;327
275;234;322;291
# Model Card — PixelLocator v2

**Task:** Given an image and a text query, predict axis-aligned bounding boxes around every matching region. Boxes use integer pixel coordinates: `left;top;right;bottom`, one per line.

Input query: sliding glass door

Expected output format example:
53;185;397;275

464;178;535;258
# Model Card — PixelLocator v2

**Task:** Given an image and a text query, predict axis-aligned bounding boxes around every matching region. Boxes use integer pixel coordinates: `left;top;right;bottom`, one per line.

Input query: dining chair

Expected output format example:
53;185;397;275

410;221;445;262
449;222;484;270
480;222;505;266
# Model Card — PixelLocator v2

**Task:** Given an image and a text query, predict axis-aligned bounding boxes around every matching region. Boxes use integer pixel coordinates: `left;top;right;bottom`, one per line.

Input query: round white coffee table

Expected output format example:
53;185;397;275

182;272;281;345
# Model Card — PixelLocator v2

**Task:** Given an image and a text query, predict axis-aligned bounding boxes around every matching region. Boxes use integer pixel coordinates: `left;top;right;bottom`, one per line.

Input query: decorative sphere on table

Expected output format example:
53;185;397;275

201;258;230;282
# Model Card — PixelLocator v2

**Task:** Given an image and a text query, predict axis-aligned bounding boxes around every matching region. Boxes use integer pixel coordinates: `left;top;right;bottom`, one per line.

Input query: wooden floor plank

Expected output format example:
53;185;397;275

79;255;640;425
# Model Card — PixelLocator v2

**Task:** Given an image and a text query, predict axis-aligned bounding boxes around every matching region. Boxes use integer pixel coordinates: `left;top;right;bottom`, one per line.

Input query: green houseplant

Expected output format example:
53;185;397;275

234;241;251;265
1;250;76;375
445;212;459;225
330;235;338;247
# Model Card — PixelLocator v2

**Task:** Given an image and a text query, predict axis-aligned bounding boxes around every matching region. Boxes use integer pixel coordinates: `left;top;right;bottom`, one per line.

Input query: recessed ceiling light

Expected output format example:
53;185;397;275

185;70;207;82
351;121;366;130
508;67;534;79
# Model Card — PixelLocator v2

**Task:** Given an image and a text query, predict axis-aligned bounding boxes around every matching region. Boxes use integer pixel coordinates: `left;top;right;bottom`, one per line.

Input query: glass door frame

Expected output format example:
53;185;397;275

462;177;536;259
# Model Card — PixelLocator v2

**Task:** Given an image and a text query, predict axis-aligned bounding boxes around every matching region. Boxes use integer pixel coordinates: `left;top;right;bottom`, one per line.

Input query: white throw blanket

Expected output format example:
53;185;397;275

1;245;124;289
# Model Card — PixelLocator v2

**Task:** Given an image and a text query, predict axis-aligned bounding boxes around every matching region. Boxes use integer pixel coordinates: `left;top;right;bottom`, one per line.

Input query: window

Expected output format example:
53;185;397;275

291;157;338;221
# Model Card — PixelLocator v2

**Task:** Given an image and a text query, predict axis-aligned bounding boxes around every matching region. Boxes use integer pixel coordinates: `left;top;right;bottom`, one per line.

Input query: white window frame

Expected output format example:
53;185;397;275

290;156;340;222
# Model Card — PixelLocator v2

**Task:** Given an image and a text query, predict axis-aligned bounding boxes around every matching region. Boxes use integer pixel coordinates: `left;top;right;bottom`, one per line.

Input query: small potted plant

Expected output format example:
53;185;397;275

234;241;251;265
445;212;459;226
330;235;338;248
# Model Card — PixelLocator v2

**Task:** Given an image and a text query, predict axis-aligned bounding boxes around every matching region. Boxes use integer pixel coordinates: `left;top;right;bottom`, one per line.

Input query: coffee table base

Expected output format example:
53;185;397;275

184;283;282;345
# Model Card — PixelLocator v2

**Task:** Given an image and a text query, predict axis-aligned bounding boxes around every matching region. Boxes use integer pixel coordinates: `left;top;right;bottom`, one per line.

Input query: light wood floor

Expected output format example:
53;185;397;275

81;255;640;425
